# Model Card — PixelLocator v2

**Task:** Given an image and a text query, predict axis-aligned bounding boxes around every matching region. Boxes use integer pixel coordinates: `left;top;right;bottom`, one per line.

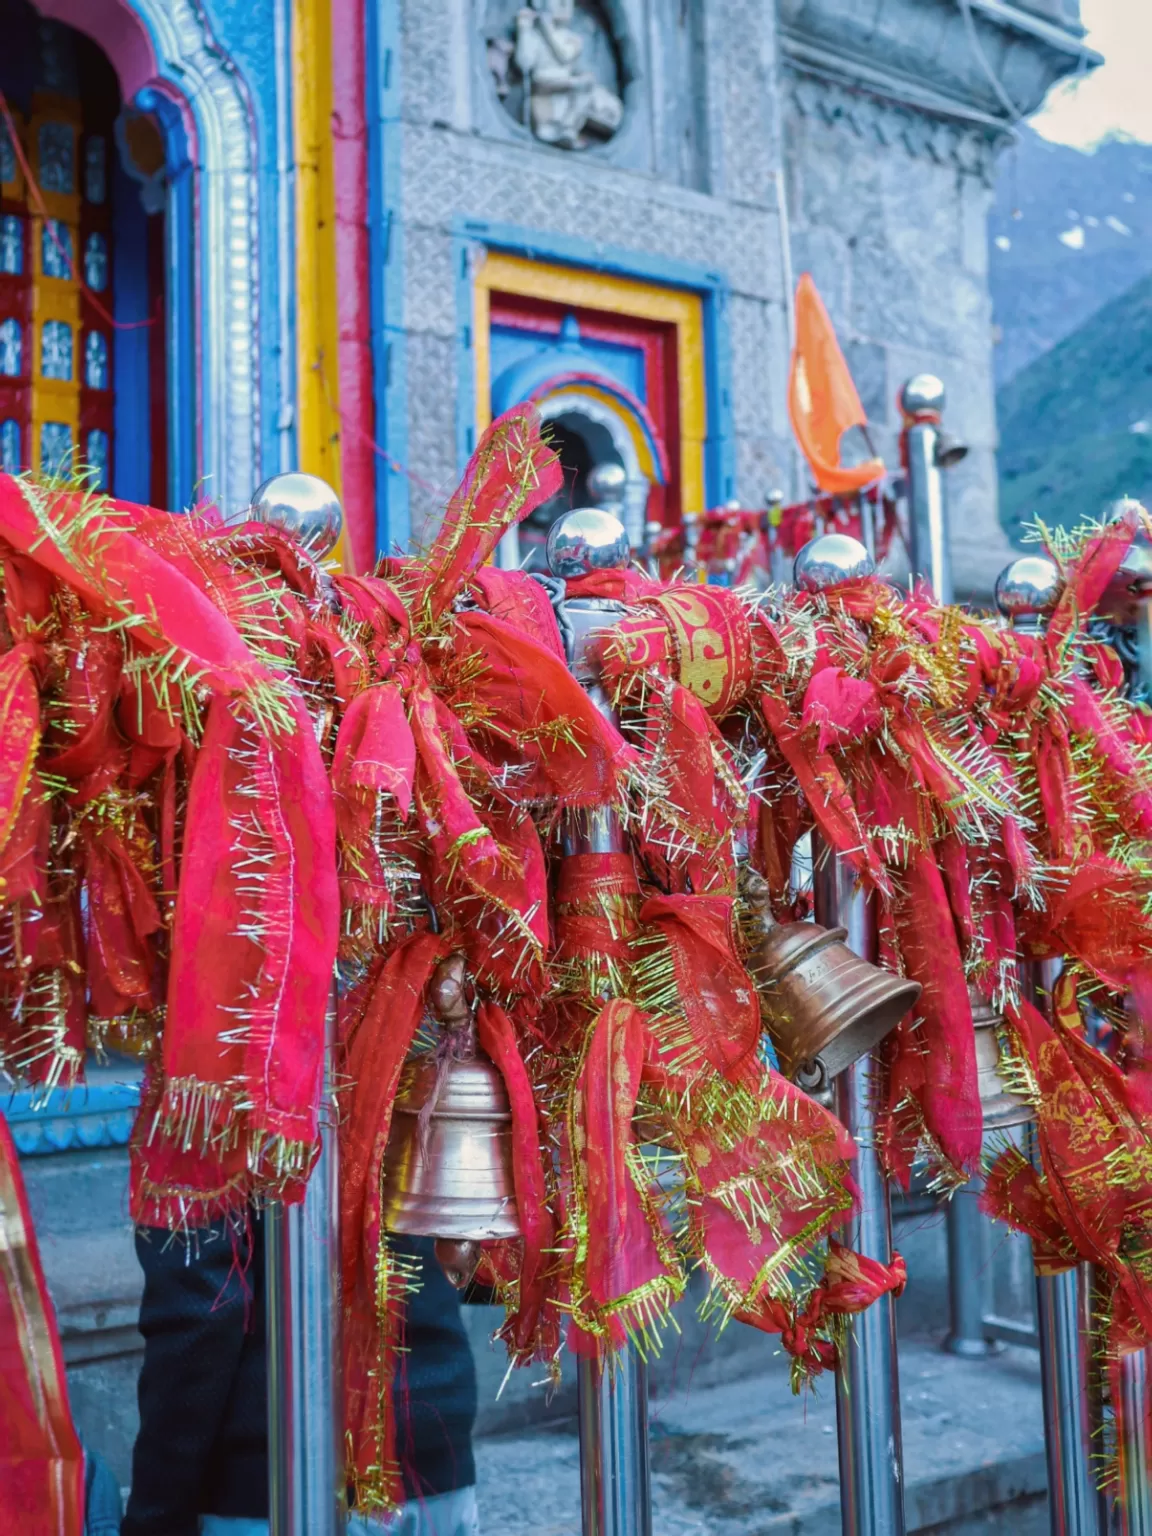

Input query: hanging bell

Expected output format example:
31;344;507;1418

970;988;1033;1131
381;1052;521;1274
742;872;921;1092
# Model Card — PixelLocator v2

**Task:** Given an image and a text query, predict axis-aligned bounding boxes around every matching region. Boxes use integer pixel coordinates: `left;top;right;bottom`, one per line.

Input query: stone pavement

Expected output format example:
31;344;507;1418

473;1338;1048;1535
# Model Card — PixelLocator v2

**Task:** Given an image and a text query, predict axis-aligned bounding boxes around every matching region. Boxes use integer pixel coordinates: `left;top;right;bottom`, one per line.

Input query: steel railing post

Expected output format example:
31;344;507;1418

267;982;345;1536
548;509;654;1536
814;849;906;1536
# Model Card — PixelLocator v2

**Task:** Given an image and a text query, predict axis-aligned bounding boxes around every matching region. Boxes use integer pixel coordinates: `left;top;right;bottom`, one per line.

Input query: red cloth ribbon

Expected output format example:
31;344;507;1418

0;1113;84;1535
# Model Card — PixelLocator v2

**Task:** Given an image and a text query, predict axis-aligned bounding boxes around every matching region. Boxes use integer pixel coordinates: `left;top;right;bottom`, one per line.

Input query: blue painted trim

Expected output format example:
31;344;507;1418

111;148;151;505
271;0;298;477
455;218;728;293
161;0;284;483
7;1079;141;1157
453;233;476;475
449;218;736;506
137;90;196;512
704;284;736;505
366;0;411;557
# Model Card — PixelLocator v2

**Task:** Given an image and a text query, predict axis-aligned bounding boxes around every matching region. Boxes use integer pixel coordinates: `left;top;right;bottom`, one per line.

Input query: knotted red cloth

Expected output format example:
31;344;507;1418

0;477;340;1224
340;931;449;1509
736;1242;907;1378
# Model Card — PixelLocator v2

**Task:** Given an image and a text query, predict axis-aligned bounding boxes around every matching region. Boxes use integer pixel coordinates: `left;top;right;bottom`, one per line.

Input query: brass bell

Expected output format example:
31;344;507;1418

970;987;1033;1131
380;950;521;1289
381;1053;521;1264
742;872;921;1091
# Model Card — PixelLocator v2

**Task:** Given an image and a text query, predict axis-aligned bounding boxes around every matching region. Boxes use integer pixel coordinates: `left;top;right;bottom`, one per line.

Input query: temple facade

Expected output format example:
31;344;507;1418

0;0;1094;1480
0;1;1094;583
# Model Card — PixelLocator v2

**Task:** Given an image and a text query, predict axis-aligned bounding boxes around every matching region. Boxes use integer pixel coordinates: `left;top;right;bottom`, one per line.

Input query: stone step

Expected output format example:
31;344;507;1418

474;1336;1049;1535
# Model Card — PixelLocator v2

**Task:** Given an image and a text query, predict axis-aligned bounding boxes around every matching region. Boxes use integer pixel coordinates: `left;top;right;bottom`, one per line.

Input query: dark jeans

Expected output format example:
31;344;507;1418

122;1219;476;1533
123;1215;268;1536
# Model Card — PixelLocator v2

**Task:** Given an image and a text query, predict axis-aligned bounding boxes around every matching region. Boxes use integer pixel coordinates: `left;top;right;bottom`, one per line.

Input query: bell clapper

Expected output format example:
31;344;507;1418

794;1056;829;1098
434;1237;483;1291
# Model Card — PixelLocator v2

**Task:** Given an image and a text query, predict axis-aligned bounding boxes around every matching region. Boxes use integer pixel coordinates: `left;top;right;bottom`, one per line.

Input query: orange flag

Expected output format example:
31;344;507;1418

788;274;885;495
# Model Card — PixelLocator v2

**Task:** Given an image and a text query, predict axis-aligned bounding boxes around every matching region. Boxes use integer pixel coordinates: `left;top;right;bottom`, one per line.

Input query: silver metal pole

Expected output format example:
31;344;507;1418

243;476;346;1533
900;375;959;607
578;1353;653;1536
1023;956;1103;1536
814;849;906;1536
944;1180;994;1357
267;982;345;1536
904;393;989;1360
1118;1347;1152;1536
998;549;1105;1534
562;798;651;1536
547;510;654;1536
1034;1259;1101;1536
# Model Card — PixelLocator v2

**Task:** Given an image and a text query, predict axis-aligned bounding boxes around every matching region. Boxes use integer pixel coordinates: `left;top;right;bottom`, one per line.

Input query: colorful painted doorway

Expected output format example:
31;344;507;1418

0;7;167;504
473;251;707;569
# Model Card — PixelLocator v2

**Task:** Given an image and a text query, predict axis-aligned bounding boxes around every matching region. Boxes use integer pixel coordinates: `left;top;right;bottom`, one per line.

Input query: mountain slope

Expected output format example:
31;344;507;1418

997;269;1152;537
990;129;1152;386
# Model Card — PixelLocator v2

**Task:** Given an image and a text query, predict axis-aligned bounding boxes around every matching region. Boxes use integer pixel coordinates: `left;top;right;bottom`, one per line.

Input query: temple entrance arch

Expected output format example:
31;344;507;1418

488;307;671;569
11;0;269;515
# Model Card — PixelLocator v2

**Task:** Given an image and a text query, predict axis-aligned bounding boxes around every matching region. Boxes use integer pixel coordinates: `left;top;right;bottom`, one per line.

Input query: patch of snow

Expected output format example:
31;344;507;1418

1059;226;1086;249
994;235;1011;251
1130;421;1150;436
1106;216;1132;235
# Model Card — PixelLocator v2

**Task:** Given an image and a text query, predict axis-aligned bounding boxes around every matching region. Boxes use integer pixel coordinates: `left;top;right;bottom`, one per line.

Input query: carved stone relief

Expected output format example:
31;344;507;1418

787;72;1001;183
485;0;625;150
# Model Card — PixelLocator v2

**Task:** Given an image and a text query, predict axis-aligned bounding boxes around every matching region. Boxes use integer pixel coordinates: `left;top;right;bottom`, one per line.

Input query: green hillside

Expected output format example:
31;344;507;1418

997;269;1152;539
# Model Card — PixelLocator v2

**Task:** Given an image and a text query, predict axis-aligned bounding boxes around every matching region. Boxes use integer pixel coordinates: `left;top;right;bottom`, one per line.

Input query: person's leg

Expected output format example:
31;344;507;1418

124;1222;258;1536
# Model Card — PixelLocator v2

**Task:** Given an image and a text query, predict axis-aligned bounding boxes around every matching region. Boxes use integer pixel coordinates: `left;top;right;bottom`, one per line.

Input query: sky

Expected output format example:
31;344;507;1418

1032;0;1152;148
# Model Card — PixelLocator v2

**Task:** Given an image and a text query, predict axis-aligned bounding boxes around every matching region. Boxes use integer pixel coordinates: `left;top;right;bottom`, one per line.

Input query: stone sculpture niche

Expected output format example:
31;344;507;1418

486;0;625;150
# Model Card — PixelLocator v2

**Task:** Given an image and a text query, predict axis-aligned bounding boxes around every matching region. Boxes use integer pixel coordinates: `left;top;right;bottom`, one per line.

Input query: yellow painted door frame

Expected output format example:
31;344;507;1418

293;0;347;561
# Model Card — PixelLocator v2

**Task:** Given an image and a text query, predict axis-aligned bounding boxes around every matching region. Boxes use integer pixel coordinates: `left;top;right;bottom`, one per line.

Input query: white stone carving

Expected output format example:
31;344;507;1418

511;1;624;149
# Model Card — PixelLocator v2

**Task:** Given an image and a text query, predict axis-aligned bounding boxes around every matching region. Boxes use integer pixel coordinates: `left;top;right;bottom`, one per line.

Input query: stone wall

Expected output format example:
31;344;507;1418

397;0;797;540
398;0;1094;594
775;0;1094;594
782;74;1015;594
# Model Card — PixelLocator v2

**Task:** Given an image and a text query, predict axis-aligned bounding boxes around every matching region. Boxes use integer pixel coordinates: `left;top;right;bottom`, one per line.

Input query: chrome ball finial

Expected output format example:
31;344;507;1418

793;533;874;593
994;556;1062;629
585;462;627;507
900;374;946;421
247;472;344;558
546;507;630;578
